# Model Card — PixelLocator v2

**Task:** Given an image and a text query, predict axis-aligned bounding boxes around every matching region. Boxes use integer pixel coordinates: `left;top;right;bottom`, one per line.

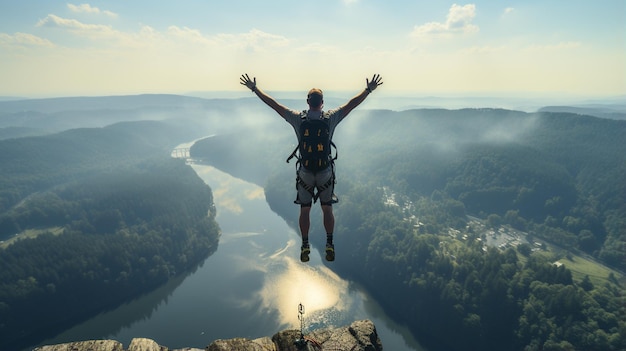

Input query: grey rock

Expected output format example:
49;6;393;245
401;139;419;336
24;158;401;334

34;319;382;351
270;320;382;351
33;339;124;351
128;338;166;351
207;336;276;351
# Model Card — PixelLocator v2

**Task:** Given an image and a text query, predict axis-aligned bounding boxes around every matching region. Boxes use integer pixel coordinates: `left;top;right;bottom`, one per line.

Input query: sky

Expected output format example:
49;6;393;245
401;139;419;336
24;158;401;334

0;1;624;98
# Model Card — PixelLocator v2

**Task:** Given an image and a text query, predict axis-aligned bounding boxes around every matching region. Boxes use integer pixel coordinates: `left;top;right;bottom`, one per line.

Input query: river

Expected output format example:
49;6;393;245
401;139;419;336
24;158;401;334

36;155;426;350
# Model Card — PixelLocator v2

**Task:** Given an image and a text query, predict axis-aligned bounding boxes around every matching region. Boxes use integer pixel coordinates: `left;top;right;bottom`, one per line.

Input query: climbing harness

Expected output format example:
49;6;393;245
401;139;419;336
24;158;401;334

293;166;337;205
287;111;339;205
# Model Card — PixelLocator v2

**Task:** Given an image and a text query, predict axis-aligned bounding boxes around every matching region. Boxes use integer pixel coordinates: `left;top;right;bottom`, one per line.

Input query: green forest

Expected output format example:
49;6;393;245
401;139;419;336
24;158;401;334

1;97;624;351
195;108;625;351
0;120;220;350
273;181;625;351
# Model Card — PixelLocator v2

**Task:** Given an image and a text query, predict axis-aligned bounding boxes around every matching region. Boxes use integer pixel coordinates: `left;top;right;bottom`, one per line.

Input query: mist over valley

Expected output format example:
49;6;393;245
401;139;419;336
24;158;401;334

0;94;624;351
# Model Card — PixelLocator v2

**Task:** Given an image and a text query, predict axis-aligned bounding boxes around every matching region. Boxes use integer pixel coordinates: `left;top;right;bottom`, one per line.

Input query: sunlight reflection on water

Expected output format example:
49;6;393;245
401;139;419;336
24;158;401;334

194;164;355;330
259;253;349;328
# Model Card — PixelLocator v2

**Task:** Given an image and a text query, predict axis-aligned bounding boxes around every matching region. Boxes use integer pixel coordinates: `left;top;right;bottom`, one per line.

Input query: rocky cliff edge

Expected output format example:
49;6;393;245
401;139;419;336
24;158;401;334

33;319;383;351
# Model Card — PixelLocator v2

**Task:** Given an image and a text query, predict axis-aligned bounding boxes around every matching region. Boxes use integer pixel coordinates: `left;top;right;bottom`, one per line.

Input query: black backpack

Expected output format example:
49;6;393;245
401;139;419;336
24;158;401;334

287;113;337;172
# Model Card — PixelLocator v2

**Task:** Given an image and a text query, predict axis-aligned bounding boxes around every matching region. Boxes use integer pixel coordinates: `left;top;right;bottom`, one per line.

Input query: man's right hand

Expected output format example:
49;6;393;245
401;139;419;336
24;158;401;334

240;74;257;92
366;74;383;93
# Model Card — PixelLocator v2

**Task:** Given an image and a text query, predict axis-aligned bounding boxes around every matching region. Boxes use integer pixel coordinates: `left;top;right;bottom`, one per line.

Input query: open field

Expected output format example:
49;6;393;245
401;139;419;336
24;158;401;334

536;250;624;287
0;227;64;249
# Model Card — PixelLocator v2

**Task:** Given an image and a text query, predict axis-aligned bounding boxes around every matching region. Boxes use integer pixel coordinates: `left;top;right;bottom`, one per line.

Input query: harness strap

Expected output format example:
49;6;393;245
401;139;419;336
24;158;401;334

296;174;315;194
317;174;334;192
286;145;299;164
294;173;315;205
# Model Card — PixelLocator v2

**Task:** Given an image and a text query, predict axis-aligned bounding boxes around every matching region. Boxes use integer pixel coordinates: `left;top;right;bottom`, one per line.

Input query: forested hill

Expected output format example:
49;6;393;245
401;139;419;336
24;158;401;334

333;108;625;264
196;107;625;270
195;107;625;351
1;94;623;351
0;119;220;350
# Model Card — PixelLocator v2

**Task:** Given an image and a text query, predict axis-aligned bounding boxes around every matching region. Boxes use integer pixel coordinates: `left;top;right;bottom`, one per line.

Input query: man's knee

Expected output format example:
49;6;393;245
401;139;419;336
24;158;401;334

320;192;335;205
300;206;312;216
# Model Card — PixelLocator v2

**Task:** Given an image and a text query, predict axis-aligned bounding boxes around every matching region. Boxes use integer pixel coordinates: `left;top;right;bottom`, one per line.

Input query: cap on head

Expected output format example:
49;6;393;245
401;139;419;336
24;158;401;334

307;88;323;108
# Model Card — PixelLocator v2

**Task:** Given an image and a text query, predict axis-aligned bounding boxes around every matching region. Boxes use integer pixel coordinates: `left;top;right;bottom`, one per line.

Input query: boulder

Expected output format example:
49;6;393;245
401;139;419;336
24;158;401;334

34;339;124;351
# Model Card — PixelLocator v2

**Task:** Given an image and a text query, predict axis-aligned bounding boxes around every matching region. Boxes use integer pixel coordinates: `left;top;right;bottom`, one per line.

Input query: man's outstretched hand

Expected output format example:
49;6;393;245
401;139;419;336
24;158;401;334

240;74;257;92
366;74;383;93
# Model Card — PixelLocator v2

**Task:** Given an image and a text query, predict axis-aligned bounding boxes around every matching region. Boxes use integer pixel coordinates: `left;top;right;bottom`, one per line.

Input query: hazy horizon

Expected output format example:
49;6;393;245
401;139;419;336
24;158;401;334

1;90;624;114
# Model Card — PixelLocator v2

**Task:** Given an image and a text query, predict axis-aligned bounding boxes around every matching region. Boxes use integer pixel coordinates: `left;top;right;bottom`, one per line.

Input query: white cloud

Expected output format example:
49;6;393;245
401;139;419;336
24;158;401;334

504;7;515;15
0;32;54;48
33;14;291;55
67;3;118;18
36;15;162;48
411;3;479;38
37;14;113;32
36;14;127;44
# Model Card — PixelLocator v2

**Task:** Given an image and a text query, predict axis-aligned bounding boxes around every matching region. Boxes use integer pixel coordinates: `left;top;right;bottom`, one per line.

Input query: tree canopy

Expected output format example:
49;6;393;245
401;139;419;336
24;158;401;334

0;120;220;350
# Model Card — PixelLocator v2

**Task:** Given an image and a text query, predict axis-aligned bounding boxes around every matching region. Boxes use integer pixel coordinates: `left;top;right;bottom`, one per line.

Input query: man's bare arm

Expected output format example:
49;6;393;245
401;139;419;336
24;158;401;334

340;74;383;116
240;74;289;117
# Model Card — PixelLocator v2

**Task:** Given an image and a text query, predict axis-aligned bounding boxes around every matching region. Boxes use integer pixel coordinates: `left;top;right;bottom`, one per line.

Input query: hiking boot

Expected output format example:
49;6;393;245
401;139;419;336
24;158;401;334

300;244;311;262
325;243;335;262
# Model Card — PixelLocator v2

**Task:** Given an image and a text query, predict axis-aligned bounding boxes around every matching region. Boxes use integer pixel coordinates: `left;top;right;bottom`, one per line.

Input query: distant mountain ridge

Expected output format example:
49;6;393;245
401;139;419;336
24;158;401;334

3;92;624;119
0;94;270;137
0;96;27;102
0;94;210;113
539;105;626;120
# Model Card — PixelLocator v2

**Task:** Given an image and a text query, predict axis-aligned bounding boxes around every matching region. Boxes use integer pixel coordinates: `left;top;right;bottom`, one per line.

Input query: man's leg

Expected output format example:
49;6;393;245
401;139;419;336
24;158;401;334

321;204;335;261
321;205;334;235
316;168;336;262
299;205;312;262
299;205;311;242
296;168;314;262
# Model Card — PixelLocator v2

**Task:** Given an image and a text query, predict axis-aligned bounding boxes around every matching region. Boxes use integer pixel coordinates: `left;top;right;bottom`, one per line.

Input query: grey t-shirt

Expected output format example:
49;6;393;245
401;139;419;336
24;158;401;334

283;108;346;143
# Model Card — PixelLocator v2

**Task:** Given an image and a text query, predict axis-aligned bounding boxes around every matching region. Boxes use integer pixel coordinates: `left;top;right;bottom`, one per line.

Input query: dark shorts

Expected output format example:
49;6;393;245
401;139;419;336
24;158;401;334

296;167;334;206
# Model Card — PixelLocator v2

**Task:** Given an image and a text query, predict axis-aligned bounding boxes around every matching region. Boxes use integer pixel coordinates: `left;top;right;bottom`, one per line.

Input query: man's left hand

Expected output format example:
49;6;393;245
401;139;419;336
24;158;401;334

240;74;257;91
